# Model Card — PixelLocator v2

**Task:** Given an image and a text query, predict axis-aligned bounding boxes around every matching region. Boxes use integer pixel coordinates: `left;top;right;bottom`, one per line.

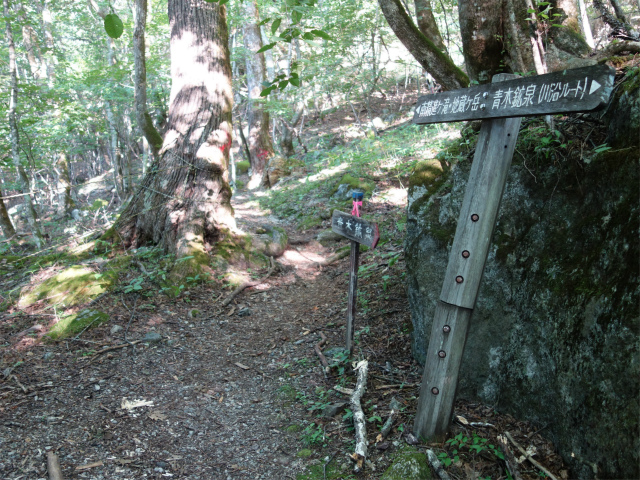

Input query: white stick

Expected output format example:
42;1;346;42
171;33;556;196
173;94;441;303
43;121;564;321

350;360;369;473
426;449;451;480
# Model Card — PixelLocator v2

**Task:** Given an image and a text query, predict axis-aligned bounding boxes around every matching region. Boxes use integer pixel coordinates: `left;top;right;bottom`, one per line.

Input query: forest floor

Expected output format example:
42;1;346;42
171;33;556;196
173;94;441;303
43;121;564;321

0;90;569;480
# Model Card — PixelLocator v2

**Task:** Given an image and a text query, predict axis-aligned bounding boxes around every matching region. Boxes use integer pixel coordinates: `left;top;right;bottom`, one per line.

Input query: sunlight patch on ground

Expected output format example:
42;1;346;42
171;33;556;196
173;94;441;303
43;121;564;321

372;187;407;206
302;163;348;183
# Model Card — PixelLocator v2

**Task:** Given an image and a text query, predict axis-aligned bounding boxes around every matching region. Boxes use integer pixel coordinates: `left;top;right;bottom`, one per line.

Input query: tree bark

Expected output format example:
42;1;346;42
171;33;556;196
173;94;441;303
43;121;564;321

377;0;468;90
458;0;507;82
114;0;235;267
549;0;591;56
0;187;16;238
3;0;44;248
414;0;447;53
55;152;75;216
577;0;595;48
243;0;275;187
133;0;163;159
280;103;305;157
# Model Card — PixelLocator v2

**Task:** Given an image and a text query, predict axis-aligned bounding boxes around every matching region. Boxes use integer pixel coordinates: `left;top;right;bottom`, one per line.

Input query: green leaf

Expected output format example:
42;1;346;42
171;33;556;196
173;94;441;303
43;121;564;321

261;81;272;87
302;32;315;40
290;77;300;86
310;29;332;40
258;17;271;26
302;38;321;48
278;80;289;89
104;13;124;39
271;18;282;35
260;85;276;97
257;43;276;53
291;9;302;24
219;0;229;5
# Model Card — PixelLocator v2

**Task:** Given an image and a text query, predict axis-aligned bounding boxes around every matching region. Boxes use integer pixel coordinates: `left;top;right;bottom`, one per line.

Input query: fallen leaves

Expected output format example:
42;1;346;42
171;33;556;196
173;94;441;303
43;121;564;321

121;398;154;411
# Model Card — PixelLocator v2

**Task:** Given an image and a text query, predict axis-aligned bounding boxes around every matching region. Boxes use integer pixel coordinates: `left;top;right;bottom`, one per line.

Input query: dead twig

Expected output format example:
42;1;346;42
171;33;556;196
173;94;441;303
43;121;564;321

314;332;329;369
222;257;276;307
314;247;350;267
498;435;524;480
426;449;451;480
349;360;369;473
505;431;558;480
85;340;142;364
379;397;400;440
47;451;64;480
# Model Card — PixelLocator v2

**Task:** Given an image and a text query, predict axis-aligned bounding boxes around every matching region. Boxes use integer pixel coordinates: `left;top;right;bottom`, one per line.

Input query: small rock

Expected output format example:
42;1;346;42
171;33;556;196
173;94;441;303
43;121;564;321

403;432;419;445
188;309;200;319
143;332;163;343
376;441;390;451
316;230;345;246
237;308;251;317
111;325;123;335
322;402;348;418
43;352;55;361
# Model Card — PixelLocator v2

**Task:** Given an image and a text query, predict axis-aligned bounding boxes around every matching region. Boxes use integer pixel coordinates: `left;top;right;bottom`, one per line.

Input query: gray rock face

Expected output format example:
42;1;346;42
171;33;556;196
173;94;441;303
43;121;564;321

405;85;639;479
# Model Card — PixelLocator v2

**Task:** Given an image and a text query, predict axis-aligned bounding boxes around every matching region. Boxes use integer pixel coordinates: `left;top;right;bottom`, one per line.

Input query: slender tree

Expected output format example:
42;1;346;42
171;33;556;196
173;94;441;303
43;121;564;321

414;0;447;53
243;0;275;187
133;0;163;159
113;0;235;273
3;0;45;248
0;188;16;238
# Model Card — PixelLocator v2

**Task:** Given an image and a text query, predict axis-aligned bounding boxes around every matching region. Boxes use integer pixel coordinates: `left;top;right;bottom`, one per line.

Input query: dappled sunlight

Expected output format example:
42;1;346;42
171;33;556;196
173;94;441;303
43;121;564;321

372;187;407;206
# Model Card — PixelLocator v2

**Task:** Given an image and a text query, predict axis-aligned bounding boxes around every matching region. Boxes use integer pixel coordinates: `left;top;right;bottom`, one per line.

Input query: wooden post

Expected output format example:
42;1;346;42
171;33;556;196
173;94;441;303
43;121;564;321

411;65;615;441
331;210;380;354
414;74;522;440
346;240;360;353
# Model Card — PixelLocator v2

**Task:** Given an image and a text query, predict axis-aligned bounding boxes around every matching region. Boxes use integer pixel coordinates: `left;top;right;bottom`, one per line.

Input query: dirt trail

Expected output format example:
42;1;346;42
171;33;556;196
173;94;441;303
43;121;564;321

0;190;376;479
0;188;567;480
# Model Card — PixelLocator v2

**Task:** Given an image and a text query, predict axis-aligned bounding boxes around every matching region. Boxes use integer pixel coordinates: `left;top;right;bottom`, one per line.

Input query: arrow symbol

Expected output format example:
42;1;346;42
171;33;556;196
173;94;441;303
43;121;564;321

589;79;602;95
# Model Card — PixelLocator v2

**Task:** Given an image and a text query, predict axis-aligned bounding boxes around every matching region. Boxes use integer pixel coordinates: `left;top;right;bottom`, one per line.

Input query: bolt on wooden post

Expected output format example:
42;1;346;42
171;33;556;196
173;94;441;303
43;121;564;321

412;65;615;440
331;199;380;354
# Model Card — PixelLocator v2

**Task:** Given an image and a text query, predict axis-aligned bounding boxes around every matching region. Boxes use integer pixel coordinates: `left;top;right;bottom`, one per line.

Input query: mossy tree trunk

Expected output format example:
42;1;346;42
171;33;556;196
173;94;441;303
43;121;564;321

0;187;16;238
114;0;236;272
243;0;275;187
55;152;75;216
414;0;447;53
133;0;163;160
377;0;469;90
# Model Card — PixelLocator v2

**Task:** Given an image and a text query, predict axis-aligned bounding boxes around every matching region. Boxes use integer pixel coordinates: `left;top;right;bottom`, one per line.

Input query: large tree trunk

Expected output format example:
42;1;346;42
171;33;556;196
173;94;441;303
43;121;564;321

3;0;45;248
458;0;507;82
114;0;235;268
414;0;447;53
377;0;468;90
133;0;163;159
243;0;275;188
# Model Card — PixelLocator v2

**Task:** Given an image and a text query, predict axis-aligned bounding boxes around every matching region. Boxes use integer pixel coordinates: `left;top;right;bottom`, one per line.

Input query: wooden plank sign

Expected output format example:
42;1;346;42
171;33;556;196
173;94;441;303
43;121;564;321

413;65;615;124
331;210;380;353
411;69;615;442
331;210;380;249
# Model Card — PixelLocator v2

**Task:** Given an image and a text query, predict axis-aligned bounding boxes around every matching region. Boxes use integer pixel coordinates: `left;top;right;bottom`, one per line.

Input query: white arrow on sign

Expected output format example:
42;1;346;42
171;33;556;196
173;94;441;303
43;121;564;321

589;79;602;95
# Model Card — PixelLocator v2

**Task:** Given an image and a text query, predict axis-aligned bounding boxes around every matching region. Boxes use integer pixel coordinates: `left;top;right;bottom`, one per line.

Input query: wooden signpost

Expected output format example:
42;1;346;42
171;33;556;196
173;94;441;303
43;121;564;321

331;209;380;353
412;65;615;440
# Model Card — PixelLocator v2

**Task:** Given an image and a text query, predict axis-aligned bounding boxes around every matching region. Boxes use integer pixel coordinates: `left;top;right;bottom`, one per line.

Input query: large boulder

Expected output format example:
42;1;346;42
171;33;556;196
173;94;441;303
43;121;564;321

252;225;288;257
405;80;639;479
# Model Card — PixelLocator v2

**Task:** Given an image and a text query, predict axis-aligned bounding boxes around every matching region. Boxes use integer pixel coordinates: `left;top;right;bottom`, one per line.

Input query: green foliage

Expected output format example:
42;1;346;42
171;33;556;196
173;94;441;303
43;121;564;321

104;13;124;39
437;432;505;467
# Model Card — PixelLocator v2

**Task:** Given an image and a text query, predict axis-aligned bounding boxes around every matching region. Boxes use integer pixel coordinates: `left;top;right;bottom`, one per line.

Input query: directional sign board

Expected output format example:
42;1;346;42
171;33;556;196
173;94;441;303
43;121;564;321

331;210;380;249
413;65;615;124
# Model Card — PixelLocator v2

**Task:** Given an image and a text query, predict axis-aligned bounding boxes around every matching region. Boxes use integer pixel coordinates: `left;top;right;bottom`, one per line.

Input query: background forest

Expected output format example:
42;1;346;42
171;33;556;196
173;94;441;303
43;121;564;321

0;0;639;479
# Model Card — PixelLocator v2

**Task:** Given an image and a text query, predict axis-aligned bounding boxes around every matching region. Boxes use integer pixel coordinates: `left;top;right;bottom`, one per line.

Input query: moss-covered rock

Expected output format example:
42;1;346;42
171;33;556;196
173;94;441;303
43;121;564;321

235;160;250;174
46;309;109;340
330;174;375;197
252;225;288;257
381;445;432;480
19;265;117;308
